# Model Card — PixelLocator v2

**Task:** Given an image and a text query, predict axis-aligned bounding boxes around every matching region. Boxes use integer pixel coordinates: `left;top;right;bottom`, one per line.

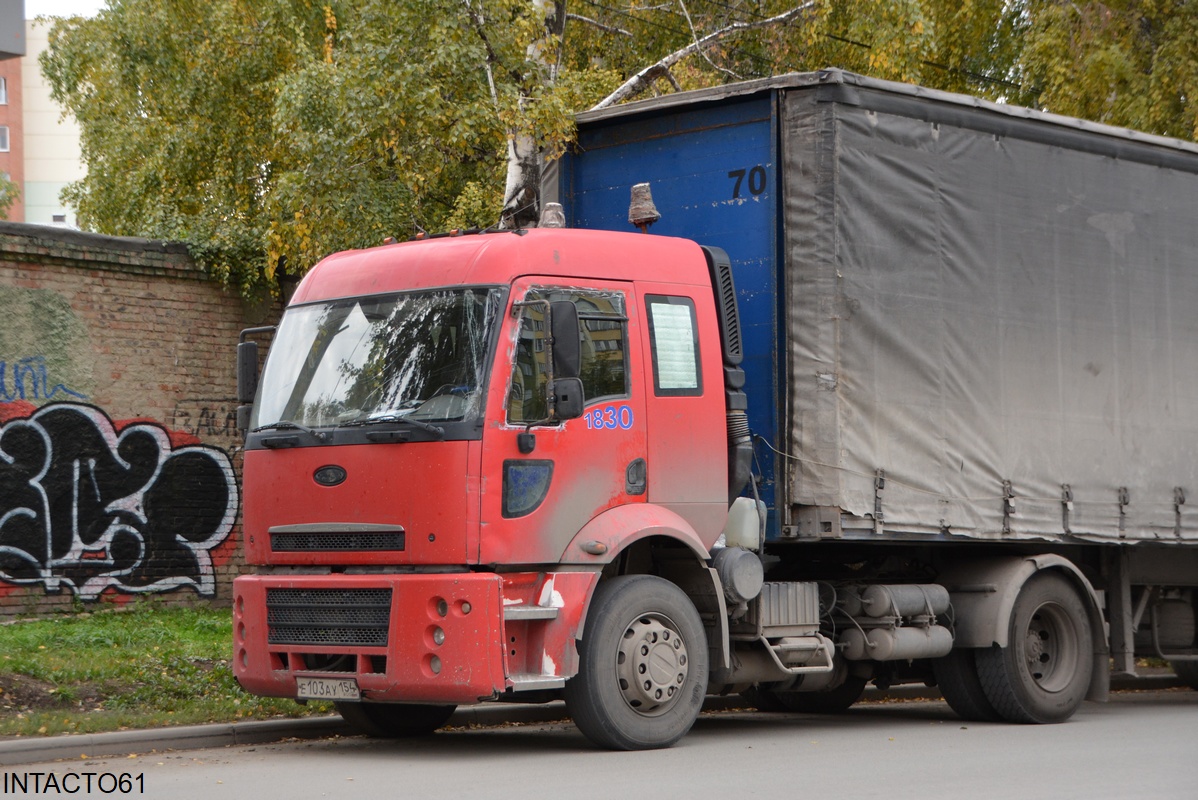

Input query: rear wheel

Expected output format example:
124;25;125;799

564;575;709;750
975;573;1092;723
335;701;456;738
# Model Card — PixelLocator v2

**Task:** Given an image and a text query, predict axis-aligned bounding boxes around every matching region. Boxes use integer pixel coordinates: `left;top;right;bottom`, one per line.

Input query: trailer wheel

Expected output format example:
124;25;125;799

975;573;1092;723
334;701;456;737
563;575;708;750
933;648;1001;722
1170;660;1198;691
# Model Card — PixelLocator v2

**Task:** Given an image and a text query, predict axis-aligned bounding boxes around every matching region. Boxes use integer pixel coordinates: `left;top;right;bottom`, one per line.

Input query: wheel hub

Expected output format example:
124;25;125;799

616;614;689;715
1024;628;1047;665
1021;606;1077;691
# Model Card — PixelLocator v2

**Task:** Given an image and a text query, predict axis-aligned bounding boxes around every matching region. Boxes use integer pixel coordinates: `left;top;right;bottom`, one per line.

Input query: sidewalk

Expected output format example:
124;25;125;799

0;672;1183;767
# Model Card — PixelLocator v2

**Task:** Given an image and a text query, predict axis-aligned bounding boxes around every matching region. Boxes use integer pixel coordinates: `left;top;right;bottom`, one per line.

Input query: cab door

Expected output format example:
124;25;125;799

479;278;646;565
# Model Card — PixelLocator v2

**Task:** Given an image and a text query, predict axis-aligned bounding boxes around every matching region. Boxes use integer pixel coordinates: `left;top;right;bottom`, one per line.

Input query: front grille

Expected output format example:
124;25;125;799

271;531;405;552
266;588;392;647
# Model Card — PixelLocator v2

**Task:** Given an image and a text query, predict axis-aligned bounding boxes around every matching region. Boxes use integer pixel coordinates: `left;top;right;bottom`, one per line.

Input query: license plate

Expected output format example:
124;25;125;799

296;676;360;701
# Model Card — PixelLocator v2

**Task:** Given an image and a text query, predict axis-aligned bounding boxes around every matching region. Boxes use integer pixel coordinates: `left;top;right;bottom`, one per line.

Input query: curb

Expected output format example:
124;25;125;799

0;703;571;767
0;674;1184;767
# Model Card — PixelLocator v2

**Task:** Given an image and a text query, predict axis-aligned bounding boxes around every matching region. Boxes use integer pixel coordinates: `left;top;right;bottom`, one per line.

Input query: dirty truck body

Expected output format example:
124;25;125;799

234;70;1198;749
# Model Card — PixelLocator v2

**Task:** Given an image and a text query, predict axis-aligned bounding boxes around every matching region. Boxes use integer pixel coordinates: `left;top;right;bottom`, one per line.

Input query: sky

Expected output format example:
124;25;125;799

26;1;107;19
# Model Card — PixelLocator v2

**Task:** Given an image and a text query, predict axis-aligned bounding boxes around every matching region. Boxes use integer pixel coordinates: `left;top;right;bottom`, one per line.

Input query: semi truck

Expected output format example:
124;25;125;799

232;69;1198;750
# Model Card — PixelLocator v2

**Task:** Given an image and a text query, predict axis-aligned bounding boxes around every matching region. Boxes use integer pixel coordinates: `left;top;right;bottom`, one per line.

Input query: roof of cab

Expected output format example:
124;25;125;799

288;228;711;305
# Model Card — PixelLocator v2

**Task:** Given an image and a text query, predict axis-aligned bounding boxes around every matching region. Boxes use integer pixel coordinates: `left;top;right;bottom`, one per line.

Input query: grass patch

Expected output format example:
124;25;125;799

0;604;330;737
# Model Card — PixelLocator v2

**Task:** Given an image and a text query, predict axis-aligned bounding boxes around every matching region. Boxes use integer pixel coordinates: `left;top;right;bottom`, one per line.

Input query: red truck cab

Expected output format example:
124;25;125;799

233;228;732;746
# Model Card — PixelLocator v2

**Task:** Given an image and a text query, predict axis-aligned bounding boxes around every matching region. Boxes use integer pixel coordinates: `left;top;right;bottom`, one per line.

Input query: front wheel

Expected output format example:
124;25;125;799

975;572;1092;723
564;575;709;750
335;701;456;738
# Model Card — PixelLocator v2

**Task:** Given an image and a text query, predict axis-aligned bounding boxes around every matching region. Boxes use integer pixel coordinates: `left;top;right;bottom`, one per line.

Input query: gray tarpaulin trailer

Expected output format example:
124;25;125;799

556;69;1198;721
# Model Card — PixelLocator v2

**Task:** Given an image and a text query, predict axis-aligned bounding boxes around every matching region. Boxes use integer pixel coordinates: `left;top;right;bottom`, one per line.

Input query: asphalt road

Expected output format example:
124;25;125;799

4;689;1195;800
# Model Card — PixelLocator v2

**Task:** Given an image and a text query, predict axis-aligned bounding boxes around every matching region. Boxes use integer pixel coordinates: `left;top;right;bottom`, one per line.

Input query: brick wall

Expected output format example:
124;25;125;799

0;222;279;617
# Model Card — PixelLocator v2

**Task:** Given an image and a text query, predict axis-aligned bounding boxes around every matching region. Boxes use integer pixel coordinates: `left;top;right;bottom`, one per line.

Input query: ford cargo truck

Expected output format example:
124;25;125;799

233;69;1198;749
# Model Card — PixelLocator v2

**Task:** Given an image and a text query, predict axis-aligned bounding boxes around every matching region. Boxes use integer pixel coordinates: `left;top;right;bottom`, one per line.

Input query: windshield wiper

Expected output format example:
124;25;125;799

252;420;329;442
341;413;445;439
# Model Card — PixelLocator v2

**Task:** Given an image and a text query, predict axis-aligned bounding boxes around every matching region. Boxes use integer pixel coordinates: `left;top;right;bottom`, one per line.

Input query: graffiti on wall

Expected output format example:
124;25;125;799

171;399;240;443
0;402;238;599
1;356;89;403
0;286;95;403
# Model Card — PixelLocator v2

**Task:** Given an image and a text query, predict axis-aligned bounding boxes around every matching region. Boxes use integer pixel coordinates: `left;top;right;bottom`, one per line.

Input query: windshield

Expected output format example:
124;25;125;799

252;287;504;430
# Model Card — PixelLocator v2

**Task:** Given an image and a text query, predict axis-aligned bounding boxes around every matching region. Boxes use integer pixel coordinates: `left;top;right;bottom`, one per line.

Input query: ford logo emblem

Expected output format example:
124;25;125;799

314;465;347;487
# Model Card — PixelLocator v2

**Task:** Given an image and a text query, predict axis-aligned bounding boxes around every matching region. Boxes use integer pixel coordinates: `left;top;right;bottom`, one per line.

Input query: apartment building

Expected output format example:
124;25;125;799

0;17;83;226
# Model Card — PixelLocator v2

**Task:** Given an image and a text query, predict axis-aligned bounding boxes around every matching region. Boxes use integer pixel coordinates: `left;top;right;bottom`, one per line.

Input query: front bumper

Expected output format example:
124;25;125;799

233;573;507;705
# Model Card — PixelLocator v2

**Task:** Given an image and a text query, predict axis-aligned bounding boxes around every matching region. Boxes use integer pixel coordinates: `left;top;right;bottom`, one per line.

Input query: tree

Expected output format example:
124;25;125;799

591;5;818;110
0;173;19;220
1018;1;1198;139
41;1;1198;297
264;2;510;278
42;1;621;292
41;1;335;296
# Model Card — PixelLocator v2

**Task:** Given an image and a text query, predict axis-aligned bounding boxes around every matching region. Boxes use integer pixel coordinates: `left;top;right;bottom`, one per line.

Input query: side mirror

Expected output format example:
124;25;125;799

237;340;260;405
551;377;584;421
549;300;580;379
236;325;275;434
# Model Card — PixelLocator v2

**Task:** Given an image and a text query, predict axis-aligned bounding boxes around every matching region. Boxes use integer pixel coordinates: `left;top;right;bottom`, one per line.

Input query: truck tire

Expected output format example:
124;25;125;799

933;648;1002;722
1171;660;1198;691
334;701;456;737
563;574;709;750
975;572;1092;723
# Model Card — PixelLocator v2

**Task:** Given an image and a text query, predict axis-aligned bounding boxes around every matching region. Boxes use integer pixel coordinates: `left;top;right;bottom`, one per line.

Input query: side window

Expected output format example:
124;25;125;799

577;296;628;403
645;295;702;396
509;304;549;423
508;288;628;424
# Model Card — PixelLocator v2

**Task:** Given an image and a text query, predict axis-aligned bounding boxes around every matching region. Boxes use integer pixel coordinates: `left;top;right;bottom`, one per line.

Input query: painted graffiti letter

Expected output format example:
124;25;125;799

0;403;237;599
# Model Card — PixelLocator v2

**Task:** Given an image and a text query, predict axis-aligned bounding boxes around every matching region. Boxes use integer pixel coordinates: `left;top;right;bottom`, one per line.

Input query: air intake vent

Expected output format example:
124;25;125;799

271;531;405;552
266;588;392;647
702;245;743;365
268;523;405;553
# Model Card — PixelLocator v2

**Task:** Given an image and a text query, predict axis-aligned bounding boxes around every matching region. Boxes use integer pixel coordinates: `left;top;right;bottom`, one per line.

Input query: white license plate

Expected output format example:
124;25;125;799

296;676;360;701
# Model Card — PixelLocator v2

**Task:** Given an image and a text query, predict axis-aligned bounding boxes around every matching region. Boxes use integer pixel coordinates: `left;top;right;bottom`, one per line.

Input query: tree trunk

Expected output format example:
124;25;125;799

500;129;543;229
591;4;815;110
499;0;567;229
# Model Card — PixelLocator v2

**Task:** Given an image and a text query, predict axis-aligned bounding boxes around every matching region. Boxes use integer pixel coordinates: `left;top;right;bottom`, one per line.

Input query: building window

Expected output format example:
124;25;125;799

0;127;9;152
0;77;7;105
